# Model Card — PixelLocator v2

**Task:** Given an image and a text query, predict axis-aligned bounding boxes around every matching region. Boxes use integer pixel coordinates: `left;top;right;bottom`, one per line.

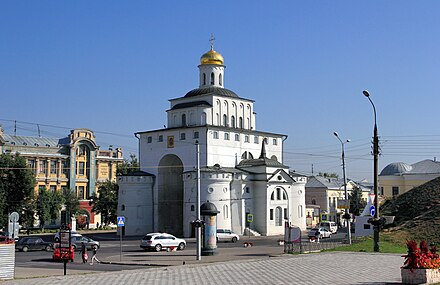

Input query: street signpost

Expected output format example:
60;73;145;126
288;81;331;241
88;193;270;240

8;212;19;240
370;205;375;217
247;214;253;238
117;216;125;261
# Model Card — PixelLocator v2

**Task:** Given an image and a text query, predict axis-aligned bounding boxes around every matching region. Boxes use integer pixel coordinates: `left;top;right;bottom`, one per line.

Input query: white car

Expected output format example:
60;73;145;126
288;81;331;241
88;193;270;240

216;229;239;243
140;233;186;252
307;228;332;239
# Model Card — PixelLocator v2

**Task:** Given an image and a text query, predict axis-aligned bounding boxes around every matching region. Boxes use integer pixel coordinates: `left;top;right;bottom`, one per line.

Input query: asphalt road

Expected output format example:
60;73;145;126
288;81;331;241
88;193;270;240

15;230;348;274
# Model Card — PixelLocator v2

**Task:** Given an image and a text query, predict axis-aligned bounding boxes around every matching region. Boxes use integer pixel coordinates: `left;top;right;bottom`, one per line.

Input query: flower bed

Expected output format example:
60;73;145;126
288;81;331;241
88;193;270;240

401;240;440;284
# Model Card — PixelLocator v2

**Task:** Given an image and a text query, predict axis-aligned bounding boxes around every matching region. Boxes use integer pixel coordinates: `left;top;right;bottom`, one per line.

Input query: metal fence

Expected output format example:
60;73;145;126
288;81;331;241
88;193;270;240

0;243;15;280
283;238;347;254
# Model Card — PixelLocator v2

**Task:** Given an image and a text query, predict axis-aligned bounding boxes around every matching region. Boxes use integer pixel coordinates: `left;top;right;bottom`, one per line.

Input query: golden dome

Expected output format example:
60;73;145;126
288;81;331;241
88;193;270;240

200;48;224;65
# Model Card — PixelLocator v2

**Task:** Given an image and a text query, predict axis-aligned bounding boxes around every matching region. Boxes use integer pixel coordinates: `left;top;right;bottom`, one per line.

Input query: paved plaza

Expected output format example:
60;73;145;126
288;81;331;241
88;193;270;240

6;252;403;285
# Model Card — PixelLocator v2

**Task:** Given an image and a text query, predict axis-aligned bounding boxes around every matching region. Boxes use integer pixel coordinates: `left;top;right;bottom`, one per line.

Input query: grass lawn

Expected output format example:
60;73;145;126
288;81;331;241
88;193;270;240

327;234;408;254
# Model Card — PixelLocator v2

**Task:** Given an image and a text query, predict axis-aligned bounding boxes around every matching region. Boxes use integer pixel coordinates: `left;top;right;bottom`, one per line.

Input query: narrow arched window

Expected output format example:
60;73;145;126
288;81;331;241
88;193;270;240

239;117;243;128
219;74;222;86
223;114;227;127
231;116;235;128
275;207;283;226
210;72;215;85
182;114;186;126
203;73;206;85
271;192;275;200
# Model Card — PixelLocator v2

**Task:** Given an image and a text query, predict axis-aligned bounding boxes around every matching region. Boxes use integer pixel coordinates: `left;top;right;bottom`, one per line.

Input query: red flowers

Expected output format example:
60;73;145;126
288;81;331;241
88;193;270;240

402;240;440;271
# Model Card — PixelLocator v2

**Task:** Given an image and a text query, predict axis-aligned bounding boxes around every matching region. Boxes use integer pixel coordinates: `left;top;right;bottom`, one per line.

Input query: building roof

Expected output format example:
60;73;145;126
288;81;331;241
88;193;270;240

306;176;343;189
1;134;68;148
170;100;212;110
118;170;154;177
379;159;440;176
184;86;239;98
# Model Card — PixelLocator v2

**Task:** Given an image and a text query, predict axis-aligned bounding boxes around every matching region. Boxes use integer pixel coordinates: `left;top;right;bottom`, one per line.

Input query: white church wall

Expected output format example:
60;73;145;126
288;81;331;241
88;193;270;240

288;183;307;230
252;180;269;235
117;175;154;236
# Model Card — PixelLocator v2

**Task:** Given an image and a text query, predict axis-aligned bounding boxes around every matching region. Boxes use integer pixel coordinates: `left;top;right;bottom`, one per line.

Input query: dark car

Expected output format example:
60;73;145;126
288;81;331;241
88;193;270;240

15;237;53;252
71;236;100;251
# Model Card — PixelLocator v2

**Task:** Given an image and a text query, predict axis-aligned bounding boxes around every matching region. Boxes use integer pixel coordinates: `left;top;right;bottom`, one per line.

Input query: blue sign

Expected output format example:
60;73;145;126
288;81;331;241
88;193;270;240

370;205;375;216
117;216;125;227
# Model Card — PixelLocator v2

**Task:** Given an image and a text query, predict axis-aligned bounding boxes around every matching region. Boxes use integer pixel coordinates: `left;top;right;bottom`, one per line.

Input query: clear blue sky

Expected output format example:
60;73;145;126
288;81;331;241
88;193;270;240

2;1;440;181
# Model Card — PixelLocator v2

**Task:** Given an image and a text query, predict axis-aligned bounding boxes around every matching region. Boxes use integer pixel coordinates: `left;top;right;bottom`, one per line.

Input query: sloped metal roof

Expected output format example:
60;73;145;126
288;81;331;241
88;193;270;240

379;159;440;176
2;134;68;148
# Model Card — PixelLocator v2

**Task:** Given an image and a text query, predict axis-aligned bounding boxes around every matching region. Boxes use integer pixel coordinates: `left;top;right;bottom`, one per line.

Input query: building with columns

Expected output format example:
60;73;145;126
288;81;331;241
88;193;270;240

119;43;307;237
0;127;124;228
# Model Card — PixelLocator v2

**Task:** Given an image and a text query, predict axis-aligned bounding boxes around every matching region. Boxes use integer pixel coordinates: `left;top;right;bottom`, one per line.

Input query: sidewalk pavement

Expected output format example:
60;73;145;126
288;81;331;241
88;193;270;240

7;252;403;284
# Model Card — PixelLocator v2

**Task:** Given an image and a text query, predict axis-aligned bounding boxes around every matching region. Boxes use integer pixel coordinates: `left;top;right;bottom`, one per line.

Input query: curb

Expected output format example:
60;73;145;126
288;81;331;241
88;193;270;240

99;261;170;267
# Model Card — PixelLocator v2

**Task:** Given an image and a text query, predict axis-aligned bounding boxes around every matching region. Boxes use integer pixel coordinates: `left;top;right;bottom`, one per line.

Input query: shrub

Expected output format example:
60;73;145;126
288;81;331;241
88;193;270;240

402;240;440;271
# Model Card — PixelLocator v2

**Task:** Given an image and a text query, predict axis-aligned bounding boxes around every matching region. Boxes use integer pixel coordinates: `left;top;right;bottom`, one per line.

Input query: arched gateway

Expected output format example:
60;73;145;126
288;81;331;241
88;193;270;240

157;154;184;236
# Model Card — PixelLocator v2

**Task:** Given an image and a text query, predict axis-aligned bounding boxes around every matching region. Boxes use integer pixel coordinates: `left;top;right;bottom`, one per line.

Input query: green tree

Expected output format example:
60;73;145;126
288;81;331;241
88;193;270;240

349;185;367;216
89;181;118;226
117;154;140;175
0;153;35;228
62;188;80;221
36;188;64;229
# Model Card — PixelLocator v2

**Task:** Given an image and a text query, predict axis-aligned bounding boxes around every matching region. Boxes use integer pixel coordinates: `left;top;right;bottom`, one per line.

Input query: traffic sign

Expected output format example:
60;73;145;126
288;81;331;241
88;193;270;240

370;205;375;216
117;216;125;227
247;214;253;223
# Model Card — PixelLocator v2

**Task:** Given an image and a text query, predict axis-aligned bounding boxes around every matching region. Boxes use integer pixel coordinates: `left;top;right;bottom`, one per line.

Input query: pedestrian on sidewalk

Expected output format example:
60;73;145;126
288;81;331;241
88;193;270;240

90;247;100;265
81;242;88;263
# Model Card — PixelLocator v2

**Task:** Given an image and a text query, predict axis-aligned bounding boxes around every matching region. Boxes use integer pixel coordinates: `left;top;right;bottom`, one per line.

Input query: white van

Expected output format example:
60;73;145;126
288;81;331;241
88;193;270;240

319;221;338;234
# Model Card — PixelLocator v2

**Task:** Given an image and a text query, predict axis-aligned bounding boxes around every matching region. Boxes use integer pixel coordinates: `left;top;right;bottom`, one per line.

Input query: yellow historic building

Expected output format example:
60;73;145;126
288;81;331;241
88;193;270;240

379;159;440;198
0;127;123;228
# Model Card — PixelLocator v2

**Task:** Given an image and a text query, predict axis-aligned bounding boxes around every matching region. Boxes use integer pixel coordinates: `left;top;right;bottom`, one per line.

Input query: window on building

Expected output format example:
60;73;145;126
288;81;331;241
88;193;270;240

219;74;222;86
223;205;229;219
203;73;206;85
191;205;195;212
38;185;46;192
254;136;259;144
311;199;316;205
380;186;384;196
275;207;283;226
244;135;249;143
147;136;152;143
194;131;199;139
273;138;277;145
27;159;36;174
277;188;281;200
224;132;229;140
284;208;288;220
39;160;47;174
213;131;219;139
231;116;235;128
50;185;56;192
50;160;57;175
271;192;275;200
78;162;85;175
77;186;85;199
282;191;287;200
298;205;303;218
62;160;69;176
121;205;126;211
180;133;186;140
210;72;214;85
182;114;187;126
239;117;243;128
270;209;274;220
392;186;399;197
223;114;227;127
246;187;250;193
158;135;163;142
234;133;240;141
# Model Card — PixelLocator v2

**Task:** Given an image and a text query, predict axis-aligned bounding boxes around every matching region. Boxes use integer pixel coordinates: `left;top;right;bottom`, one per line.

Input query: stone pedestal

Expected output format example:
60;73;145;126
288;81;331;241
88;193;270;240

401;268;440;284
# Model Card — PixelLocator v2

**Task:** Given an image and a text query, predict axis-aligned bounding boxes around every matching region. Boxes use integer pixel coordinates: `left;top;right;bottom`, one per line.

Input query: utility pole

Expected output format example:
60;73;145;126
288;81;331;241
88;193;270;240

196;141;201;261
363;90;380;252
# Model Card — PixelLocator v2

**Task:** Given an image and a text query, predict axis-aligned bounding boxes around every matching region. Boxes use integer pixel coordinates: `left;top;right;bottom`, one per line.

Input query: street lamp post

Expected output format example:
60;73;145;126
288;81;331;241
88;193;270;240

363;90;380;252
333;132;352;245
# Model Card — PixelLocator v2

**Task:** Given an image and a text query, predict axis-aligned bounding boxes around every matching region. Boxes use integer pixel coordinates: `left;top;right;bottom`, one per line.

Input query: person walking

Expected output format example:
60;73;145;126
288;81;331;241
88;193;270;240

90;246;100;265
80;242;88;263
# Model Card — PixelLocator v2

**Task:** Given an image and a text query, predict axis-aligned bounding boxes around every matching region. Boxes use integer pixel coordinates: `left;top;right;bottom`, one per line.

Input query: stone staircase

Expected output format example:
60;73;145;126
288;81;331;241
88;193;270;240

244;227;261;236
